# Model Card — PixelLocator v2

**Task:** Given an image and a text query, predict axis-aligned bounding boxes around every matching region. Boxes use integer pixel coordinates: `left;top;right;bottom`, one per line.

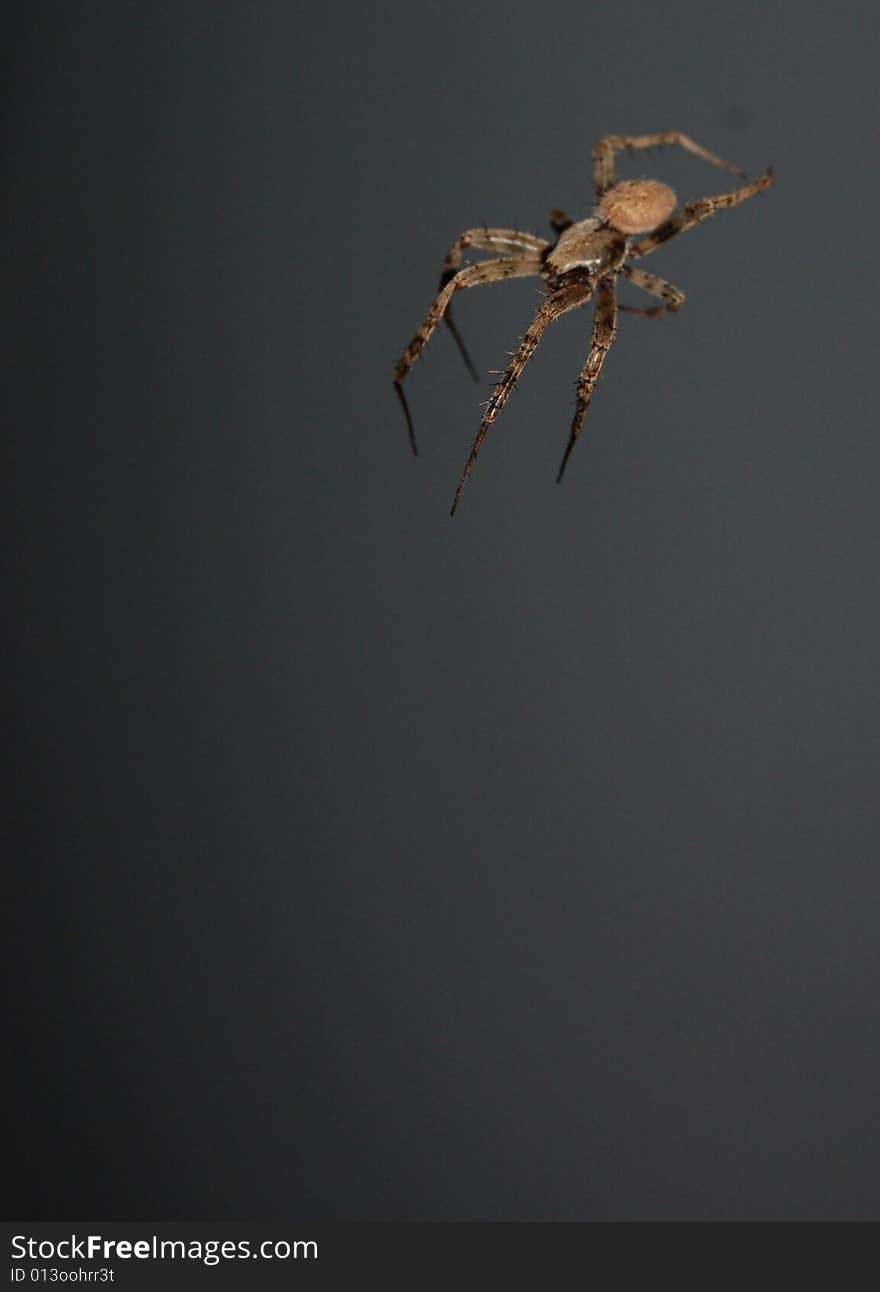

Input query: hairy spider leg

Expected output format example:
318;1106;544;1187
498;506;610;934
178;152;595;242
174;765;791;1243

393;255;542;454
593;131;746;200
548;209;575;234
627;169;774;259
556;278;619;483
439;228;548;381
450;280;593;515
618;265;685;317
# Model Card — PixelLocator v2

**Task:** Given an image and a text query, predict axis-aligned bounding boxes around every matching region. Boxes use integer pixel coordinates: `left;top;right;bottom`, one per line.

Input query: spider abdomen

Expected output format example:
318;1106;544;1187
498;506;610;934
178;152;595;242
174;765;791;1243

597;179;677;234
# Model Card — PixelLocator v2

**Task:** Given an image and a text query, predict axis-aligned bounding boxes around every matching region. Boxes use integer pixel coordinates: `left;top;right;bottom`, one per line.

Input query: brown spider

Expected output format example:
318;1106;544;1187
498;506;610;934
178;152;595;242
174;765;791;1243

392;131;774;515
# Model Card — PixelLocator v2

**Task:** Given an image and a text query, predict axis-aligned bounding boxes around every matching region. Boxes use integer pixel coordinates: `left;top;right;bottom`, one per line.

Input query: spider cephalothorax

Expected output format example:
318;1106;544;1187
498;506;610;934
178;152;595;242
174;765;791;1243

392;131;773;514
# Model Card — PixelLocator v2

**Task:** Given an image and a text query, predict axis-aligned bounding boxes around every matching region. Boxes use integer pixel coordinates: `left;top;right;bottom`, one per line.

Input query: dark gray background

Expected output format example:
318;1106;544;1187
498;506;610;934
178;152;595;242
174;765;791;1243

7;0;880;1220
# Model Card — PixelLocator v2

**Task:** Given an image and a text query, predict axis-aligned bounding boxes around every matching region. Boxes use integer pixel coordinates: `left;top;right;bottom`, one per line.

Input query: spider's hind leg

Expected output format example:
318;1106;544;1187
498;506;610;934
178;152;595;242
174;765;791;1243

593;131;746;200
627;168;774;260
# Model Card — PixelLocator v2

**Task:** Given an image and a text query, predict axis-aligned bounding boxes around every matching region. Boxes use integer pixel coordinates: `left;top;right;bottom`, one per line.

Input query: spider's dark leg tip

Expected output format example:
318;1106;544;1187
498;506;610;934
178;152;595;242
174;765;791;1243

444;310;480;383
393;379;419;456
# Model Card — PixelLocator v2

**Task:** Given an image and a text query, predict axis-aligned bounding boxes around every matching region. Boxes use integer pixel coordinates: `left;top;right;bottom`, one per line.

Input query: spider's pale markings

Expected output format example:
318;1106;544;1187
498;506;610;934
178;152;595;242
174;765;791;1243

392;131;774;514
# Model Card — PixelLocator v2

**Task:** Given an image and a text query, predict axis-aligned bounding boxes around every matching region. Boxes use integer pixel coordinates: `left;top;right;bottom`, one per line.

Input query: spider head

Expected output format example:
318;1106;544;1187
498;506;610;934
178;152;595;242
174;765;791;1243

597;179;676;234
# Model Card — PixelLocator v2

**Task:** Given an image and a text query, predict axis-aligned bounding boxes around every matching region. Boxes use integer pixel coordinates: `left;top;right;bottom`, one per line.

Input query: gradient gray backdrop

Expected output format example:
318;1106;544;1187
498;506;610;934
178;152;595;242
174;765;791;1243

8;0;880;1220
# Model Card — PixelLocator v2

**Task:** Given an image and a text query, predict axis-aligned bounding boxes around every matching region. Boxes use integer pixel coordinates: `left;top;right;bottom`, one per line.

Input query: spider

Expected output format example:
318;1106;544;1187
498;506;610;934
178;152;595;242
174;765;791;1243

392;131;774;515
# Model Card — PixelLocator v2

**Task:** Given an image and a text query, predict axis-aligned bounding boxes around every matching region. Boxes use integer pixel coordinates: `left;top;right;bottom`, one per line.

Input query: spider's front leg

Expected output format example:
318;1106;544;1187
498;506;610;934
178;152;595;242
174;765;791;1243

548;209;575;234
439;227;548;380
393;254;542;455
557;277;618;483
450;280;593;515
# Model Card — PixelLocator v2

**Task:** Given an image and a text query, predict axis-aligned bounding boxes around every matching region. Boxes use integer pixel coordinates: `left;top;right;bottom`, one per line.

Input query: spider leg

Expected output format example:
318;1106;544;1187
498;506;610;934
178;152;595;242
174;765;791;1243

441;227;548;273
440;228;549;381
557;278;618;484
593;131;747;200
548;208;575;234
393;255;542;454
627;168;773;260
442;308;481;382
450;280;593;515
618;265;685;317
